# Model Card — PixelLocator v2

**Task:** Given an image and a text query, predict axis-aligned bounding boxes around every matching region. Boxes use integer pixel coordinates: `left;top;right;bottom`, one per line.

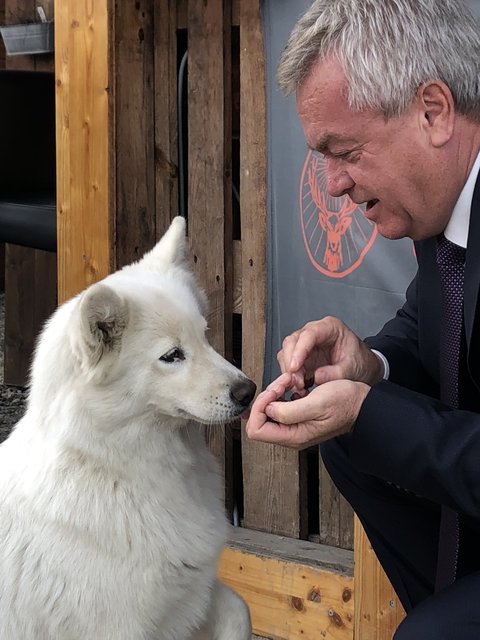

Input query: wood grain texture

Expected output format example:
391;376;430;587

187;0;225;354
55;0;113;303
354;518;405;640
4;246;56;385
154;0;178;236
320;460;354;550
239;0;306;539
187;0;227;469
219;543;354;640
177;0;240;28
115;0;156;268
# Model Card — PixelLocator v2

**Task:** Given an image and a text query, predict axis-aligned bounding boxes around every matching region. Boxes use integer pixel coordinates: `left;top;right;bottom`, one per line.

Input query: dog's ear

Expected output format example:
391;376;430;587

76;283;129;366
138;216;189;273
127;215;208;316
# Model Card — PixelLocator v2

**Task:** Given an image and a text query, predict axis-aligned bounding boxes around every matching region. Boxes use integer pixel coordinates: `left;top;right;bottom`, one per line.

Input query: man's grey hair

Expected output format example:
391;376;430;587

277;0;480;120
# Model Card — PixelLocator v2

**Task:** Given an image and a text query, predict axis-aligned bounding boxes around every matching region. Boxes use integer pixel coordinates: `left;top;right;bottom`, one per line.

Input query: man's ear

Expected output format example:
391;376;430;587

76;283;129;367
417;80;455;148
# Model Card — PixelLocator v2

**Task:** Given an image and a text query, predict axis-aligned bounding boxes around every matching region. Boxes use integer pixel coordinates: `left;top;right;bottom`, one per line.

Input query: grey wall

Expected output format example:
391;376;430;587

263;0;480;384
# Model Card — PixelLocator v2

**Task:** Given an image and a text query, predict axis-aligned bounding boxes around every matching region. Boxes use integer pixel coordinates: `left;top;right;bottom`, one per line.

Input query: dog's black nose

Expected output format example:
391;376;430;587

230;379;257;407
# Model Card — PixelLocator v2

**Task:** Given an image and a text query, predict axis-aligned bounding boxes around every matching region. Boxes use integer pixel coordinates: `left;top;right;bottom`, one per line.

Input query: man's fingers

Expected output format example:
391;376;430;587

278;332;300;373
245;373;293;440
265;372;293;396
245;389;276;438
265;393;319;425
289;319;339;372
287;329;317;372
246;419;301;446
314;363;344;385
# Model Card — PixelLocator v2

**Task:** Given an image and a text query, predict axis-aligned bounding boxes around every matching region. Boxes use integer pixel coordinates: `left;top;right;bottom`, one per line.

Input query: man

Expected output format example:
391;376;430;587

245;0;480;637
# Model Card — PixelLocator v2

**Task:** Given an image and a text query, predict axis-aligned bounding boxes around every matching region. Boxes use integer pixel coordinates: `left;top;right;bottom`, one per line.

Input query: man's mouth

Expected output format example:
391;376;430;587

366;199;379;212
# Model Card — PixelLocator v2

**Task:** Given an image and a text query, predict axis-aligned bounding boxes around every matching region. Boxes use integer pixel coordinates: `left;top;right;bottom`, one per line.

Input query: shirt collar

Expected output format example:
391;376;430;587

443;150;480;248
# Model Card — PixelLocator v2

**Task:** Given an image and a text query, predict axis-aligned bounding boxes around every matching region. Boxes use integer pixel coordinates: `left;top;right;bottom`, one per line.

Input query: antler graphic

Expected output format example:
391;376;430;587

307;157;328;214
307;157;358;272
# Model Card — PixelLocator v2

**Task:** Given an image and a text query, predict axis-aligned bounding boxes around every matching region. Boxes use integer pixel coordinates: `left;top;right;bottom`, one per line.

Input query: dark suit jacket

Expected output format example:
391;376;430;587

350;171;480;526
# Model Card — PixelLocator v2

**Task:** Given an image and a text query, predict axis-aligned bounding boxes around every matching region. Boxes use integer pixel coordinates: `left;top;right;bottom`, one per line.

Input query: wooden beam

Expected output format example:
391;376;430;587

154;0;178;235
55;0;113;303
187;0;228;470
354;518;405;639
219;528;354;640
177;0;240;28
4;247;56;386
320;459;354;550
240;0;307;539
115;0;156;268
187;0;226;354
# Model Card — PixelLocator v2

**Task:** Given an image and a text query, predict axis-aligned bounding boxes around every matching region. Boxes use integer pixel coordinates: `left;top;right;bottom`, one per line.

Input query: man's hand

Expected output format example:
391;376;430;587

278;316;383;397
245;372;371;449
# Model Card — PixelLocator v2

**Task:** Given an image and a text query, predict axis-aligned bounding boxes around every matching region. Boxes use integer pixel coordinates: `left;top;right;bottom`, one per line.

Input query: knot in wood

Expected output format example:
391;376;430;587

328;609;344;627
289;596;305;612
307;588;321;603
342;588;352;602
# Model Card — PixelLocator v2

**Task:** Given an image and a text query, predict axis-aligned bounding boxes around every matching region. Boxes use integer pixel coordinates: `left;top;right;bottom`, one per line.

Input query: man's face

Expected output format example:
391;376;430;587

296;58;455;240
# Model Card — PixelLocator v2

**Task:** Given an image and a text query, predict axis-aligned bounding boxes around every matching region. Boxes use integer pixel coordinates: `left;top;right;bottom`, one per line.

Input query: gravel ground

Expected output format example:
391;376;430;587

0;293;28;441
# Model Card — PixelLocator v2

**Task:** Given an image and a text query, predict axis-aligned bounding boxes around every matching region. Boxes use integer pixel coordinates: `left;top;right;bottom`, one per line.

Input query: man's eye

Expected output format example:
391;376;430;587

159;348;185;363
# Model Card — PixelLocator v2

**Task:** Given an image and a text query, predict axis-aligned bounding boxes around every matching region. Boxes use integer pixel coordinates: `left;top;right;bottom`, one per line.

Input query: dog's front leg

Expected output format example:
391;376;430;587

191;579;251;640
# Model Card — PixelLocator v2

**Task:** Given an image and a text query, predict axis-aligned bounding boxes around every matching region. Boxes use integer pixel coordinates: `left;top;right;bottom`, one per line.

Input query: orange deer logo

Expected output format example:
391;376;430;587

300;151;377;278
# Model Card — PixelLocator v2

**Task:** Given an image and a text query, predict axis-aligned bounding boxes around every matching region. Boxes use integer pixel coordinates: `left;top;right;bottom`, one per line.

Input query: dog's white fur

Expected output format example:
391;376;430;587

0;217;254;640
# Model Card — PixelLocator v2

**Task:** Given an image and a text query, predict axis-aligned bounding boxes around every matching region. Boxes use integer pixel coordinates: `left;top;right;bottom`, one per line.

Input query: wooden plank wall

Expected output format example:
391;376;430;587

55;1;404;638
154;0;178;238
115;0;156;269
187;0;230;477
220;528;355;640
53;0;348;549
3;0;57;385
239;0;308;540
354;519;406;639
55;0;113;304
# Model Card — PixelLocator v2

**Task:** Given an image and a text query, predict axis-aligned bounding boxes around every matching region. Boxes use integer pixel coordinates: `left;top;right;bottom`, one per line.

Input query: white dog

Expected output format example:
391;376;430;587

0;217;255;640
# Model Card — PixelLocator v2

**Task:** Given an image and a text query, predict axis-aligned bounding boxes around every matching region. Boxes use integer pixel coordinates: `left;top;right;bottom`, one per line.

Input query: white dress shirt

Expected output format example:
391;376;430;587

374;150;480;380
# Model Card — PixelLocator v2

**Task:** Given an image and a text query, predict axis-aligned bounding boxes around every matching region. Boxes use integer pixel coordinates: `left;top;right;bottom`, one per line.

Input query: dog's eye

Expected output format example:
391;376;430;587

159;348;185;364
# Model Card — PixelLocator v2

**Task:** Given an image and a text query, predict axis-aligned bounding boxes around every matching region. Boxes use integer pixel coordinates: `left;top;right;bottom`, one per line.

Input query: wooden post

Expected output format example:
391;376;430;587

114;0;156;269
320;459;354;550
55;0;113;303
354;518;405;639
187;0;229;471
154;0;179;237
239;0;307;539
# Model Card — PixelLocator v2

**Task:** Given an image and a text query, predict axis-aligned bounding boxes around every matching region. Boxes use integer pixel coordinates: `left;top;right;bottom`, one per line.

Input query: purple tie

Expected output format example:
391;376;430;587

435;233;466;592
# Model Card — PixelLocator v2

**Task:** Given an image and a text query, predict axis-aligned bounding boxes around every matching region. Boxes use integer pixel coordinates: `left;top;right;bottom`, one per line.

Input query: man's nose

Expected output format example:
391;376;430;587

326;162;355;198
